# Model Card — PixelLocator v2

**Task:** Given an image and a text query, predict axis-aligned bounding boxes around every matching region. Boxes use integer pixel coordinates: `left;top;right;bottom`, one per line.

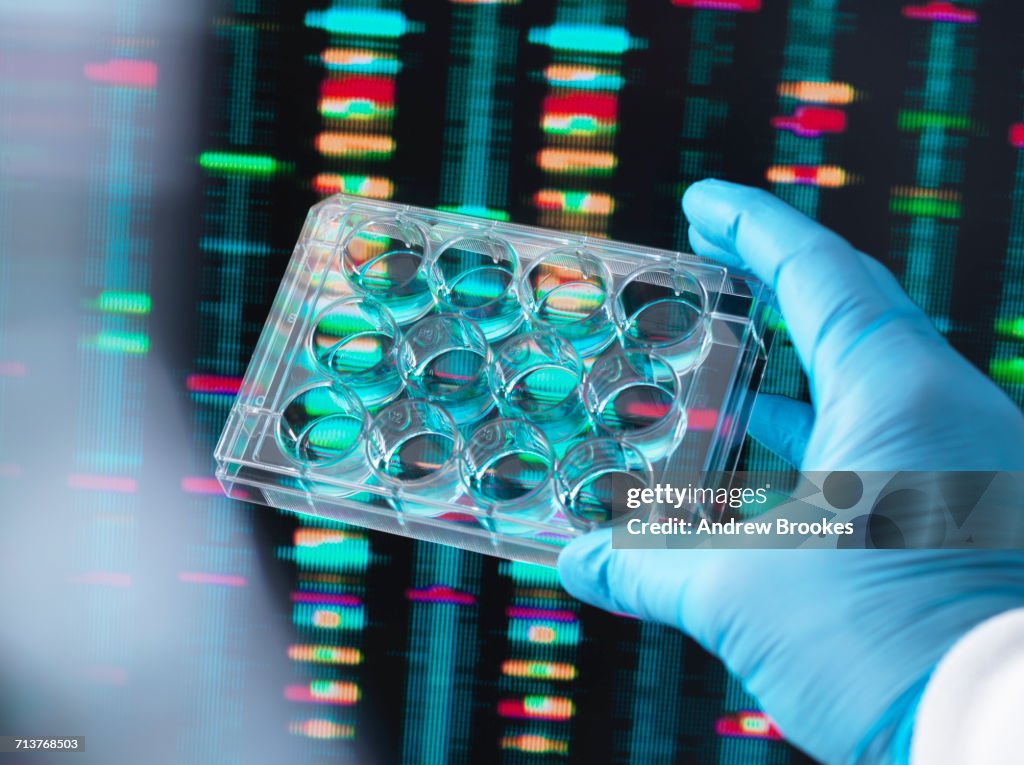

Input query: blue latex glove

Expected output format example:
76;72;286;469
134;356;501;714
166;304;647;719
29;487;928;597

558;180;1024;765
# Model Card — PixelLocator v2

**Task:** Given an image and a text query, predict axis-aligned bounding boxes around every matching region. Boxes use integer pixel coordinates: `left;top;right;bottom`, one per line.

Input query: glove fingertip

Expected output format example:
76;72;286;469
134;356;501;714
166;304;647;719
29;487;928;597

748;394;813;467
557;530;616;610
681;179;723;224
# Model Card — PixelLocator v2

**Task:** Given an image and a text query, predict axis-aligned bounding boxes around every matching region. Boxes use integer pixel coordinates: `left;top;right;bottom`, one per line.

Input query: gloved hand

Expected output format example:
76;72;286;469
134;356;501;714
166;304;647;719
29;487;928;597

558;180;1024;764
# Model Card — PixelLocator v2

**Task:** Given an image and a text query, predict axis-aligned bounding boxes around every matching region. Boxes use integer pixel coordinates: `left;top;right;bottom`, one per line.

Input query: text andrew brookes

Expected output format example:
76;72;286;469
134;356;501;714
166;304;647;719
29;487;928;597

625;517;855;537
613;472;1024;549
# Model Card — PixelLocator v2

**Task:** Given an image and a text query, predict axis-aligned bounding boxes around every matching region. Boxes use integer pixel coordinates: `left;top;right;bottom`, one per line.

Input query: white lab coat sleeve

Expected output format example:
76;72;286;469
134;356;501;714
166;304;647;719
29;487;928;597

911;607;1024;764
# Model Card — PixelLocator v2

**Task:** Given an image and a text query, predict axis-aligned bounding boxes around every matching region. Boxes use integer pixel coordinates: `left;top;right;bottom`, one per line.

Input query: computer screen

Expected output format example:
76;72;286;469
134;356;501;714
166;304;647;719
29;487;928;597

1;1;1021;763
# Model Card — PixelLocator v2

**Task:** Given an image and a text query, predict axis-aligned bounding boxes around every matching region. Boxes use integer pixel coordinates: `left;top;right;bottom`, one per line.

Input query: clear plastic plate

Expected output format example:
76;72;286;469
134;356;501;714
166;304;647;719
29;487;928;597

215;194;778;565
